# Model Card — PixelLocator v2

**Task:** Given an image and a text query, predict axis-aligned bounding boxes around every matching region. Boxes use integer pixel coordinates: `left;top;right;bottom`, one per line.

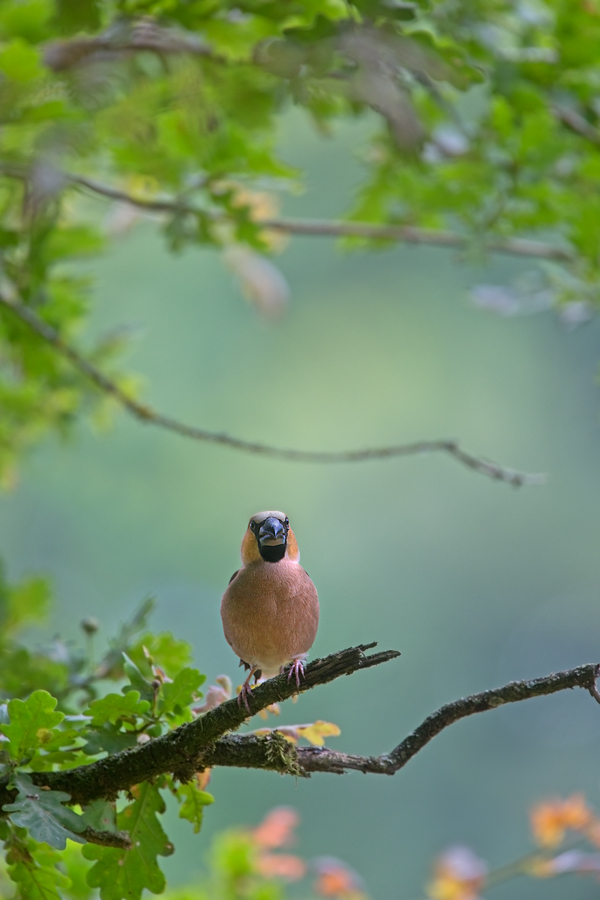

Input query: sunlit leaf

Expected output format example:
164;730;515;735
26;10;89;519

159;668;205;720
177;780;214;834
2;691;64;760
86;691;150;727
129;632;193;678
121;654;155;704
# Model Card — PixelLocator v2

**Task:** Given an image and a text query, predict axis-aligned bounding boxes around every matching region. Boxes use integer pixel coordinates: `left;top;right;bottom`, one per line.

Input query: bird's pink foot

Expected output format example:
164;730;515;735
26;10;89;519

286;658;306;689
237;665;260;713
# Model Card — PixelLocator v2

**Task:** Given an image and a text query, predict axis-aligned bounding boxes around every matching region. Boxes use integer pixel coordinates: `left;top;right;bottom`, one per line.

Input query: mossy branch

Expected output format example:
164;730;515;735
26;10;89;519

1;649;599;813
199;663;600;776
0;644;397;807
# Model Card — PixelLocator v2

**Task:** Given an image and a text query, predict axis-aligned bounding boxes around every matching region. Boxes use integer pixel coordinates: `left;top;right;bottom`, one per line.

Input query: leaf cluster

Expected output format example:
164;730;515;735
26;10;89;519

0;581;213;899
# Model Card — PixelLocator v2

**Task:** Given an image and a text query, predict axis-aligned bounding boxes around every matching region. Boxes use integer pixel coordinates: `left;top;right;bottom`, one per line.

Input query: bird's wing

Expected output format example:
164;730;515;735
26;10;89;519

228;569;240;585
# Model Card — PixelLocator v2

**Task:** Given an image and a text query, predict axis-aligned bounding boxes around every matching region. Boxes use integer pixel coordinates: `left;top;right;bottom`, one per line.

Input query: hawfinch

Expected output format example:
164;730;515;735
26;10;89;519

221;511;319;709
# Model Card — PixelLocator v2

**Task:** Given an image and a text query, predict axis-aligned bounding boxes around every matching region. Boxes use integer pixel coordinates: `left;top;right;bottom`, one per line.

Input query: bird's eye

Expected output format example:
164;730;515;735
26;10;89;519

284;517;289;527
249;521;256;532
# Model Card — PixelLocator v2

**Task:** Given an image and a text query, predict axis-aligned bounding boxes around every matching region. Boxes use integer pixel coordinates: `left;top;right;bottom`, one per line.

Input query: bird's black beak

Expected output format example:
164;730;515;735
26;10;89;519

258;517;287;547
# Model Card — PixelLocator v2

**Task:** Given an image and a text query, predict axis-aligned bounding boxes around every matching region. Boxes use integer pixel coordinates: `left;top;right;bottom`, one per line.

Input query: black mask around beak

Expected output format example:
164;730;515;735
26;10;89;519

258;517;287;547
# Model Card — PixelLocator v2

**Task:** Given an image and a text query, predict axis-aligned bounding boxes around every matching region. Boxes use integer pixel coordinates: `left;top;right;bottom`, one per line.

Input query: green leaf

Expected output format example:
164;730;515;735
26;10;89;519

81;799;117;833
3;691;64;760
86;691;150;727
28;721;89;771
121;654;155;704
177;782;214;834
6;577;50;632
129;631;193;677
83;783;174;900
159;668;205;720
0;0;53;43
82;722;138;756
5;830;71;900
0;38;43;81
54;0;101;35
3;773;86;850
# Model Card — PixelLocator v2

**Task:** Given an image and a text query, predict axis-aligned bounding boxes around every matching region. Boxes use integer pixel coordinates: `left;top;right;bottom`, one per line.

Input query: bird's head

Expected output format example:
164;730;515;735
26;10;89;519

241;510;299;563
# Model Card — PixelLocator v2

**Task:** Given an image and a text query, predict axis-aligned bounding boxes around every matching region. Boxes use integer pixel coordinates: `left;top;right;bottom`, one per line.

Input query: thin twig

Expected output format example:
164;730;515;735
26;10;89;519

588;682;600;705
553;105;600;147
0;165;573;265
66;172;574;264
258;217;575;263
0;292;545;486
43;23;215;72
79;826;132;849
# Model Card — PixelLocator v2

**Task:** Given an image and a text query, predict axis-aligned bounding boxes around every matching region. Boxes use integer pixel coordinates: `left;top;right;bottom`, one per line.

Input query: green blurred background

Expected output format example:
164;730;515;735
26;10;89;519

2;113;600;899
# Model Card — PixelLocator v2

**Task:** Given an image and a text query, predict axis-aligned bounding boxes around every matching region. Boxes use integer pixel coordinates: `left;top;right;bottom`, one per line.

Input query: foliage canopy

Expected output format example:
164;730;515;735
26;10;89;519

1;0;600;479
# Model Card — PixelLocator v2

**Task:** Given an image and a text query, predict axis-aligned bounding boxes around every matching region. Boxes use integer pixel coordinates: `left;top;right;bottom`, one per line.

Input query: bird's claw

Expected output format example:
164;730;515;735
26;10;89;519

237;682;253;714
237;664;261;714
286;658;305;689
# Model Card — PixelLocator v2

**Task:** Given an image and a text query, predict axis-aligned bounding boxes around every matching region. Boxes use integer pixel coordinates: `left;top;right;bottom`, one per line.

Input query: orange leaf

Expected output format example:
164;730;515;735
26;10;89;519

196;770;212;791
314;857;366;899
252;807;299;849
257;852;306;880
530;794;593;848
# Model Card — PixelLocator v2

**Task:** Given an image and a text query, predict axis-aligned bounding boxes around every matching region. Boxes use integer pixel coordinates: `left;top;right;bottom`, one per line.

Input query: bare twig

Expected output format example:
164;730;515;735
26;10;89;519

0;292;545;486
553;105;600;147
257;217;575;263
43;20;215;72
588;682;600;706
68;172;193;214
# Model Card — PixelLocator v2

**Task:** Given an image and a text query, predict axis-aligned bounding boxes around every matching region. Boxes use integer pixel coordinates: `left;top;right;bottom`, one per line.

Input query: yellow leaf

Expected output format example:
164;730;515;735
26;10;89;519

295;721;341;747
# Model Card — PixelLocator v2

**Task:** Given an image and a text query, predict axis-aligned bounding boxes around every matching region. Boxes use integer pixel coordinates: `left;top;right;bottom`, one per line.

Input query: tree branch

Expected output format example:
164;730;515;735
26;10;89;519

0;164;573;265
1;653;598;819
199;662;600;777
79;826;132;850
63;171;574;264
0;644;398;808
0;292;545;487
42;23;600;167
553;105;600;147
42;20;216;72
257;218;575;263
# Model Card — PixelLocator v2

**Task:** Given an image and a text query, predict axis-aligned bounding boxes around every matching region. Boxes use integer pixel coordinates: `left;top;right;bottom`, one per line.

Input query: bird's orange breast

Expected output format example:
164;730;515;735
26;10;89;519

221;558;319;675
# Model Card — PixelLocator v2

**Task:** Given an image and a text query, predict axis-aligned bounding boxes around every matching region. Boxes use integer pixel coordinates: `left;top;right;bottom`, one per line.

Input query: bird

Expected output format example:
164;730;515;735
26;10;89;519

221;510;319;711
